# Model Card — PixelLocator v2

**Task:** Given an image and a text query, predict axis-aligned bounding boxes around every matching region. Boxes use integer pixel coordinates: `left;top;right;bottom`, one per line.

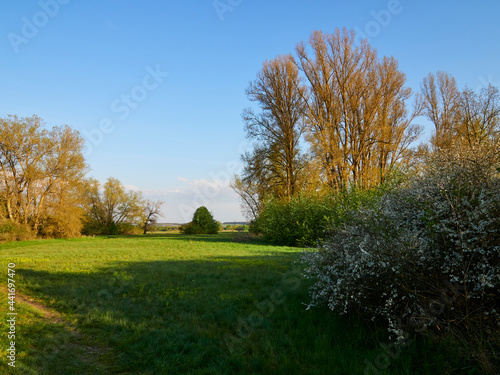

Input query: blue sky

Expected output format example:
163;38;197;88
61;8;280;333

1;0;499;223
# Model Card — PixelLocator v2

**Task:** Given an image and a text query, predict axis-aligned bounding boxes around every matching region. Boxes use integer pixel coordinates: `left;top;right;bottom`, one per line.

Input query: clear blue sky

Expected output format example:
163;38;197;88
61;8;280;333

1;0;499;223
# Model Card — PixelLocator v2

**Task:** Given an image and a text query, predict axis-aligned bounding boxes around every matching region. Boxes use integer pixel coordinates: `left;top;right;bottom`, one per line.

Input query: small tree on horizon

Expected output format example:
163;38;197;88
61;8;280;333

182;206;219;234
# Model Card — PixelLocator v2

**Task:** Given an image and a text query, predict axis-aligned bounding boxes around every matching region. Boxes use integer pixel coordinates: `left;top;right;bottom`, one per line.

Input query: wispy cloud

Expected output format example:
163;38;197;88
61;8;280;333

124;177;244;223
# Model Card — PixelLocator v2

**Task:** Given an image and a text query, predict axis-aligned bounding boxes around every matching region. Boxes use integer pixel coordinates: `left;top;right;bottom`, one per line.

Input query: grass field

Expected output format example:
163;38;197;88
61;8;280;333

0;233;477;374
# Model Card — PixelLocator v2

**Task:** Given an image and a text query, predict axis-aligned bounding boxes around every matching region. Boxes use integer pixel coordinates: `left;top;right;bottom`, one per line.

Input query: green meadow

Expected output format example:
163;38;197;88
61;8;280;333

1;234;475;374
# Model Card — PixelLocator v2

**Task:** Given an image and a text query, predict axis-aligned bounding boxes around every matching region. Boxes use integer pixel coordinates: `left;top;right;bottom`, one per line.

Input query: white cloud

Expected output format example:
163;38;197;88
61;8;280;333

125;177;245;223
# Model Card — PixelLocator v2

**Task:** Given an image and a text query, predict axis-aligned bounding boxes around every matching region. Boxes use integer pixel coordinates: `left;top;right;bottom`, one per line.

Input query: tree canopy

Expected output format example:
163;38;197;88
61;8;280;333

181;206;219;235
81;177;145;235
233;28;425;217
0;115;87;238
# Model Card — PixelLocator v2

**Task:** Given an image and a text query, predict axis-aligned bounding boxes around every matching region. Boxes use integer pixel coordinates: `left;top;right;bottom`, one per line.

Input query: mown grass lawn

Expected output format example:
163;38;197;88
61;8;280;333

0;233;474;374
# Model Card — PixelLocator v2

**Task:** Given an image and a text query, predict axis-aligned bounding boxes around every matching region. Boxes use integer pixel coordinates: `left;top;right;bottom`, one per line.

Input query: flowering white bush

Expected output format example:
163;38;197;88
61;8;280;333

299;142;500;343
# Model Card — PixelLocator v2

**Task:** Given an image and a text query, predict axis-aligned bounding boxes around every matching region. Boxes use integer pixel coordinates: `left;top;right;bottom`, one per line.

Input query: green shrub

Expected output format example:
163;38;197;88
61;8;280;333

257;195;333;247
181;206;219;234
0;220;35;242
0;220;15;234
255;189;384;247
182;222;203;234
249;216;264;236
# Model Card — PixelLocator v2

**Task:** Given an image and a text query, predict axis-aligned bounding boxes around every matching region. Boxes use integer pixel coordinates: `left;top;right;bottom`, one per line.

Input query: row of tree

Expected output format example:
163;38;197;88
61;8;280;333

232;28;500;219
82;178;163;235
0;115;163;239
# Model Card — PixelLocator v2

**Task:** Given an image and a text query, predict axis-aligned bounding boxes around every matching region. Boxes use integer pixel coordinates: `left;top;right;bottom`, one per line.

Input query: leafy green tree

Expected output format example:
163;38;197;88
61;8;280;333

182;206;219;234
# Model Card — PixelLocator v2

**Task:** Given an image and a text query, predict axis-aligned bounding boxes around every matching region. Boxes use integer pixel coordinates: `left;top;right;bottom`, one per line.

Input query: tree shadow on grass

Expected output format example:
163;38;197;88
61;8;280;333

14;255;451;375
15;256;304;373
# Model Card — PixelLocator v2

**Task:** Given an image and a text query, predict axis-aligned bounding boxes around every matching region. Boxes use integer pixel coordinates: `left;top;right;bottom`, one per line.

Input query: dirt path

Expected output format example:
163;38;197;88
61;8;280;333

11;290;69;326
2;286;112;372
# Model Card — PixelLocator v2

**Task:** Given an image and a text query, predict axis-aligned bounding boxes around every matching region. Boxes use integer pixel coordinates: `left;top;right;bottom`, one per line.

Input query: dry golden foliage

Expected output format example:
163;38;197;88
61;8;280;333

0;115;87;237
296;28;422;190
